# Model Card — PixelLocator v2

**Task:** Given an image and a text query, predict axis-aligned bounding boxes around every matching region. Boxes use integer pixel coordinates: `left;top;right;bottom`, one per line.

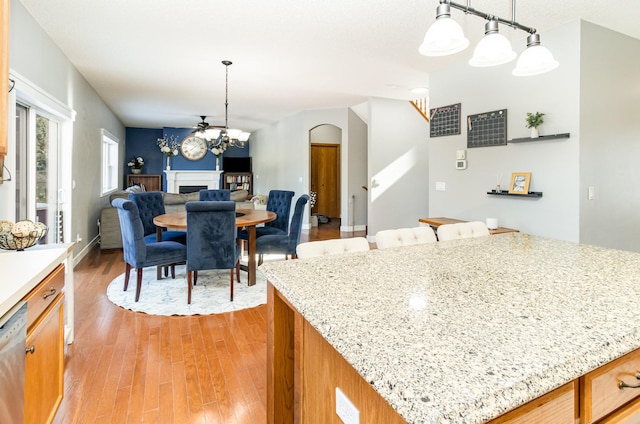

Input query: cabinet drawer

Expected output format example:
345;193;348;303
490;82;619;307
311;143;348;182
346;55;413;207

22;264;64;330
489;381;576;424
581;348;640;423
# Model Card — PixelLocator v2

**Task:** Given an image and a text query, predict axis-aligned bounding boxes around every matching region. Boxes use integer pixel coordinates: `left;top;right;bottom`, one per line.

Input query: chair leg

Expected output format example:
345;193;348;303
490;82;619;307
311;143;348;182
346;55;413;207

124;263;132;291
171;265;176;279
164;266;168;277
194;270;198;285
258;254;263;266
135;268;143;302
292;254;298;260
229;269;234;302
187;270;193;304
236;261;240;284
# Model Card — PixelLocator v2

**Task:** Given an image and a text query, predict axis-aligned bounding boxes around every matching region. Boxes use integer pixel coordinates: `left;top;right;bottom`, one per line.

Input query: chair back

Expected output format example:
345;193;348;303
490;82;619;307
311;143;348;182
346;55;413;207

285;194;309;254
185;201;238;271
297;237;369;259
128;191;166;236
265;190;295;232
437;221;490;241
111;198;147;265
199;189;231;201
375;226;437;249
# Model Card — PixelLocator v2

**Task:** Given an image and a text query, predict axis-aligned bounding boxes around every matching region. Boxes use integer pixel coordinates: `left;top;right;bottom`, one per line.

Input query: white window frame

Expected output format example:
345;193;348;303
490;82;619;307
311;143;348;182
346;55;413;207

101;129;119;196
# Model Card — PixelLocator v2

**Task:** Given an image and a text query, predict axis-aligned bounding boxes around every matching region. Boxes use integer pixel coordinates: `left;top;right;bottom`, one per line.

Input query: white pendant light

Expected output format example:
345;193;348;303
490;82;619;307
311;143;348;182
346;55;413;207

419;3;469;57
469;20;516;67
512;33;559;76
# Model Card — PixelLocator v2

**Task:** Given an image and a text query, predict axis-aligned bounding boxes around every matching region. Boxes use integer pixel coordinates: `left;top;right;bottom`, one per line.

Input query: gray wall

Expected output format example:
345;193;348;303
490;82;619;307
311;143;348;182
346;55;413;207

367;97;429;238
5;0;125;262
579;22;640;251
251;107;368;230
429;21;581;241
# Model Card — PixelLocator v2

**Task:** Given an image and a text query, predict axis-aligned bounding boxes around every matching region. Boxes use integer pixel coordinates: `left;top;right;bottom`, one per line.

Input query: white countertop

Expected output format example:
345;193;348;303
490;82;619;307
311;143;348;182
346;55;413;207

260;234;640;423
0;244;75;319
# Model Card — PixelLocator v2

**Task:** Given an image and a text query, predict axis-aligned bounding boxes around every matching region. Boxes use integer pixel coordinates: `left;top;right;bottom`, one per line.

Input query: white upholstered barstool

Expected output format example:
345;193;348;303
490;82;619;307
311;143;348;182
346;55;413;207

375;226;437;249
436;221;490;241
296;237;370;259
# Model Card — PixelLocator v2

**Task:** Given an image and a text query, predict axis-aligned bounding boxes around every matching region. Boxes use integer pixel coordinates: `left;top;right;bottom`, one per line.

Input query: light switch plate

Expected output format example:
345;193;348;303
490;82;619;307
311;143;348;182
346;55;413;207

455;159;467;170
336;387;359;424
436;182;446;191
456;149;466;160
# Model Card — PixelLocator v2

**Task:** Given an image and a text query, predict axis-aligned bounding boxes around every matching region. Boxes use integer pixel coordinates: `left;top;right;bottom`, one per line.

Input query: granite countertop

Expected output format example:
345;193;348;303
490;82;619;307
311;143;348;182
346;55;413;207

260;233;640;423
0;243;75;318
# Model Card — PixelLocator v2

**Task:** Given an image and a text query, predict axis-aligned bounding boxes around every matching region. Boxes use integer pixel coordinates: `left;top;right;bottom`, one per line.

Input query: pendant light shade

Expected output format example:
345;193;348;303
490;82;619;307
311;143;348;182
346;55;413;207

419;3;469;57
512;33;559;76
469;20;516;67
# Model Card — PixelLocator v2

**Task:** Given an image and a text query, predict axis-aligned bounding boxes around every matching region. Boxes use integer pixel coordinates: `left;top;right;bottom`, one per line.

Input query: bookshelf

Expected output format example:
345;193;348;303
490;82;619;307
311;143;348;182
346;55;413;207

224;172;252;194
127;174;162;192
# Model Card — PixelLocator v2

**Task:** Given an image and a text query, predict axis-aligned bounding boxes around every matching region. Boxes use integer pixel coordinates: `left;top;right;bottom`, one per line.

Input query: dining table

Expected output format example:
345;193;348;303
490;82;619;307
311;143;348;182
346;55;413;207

153;208;277;286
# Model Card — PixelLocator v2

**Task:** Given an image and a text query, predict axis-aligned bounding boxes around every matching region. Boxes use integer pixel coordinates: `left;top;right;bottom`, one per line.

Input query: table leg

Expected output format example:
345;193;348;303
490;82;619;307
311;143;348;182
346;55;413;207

156;226;163;280
247;226;257;286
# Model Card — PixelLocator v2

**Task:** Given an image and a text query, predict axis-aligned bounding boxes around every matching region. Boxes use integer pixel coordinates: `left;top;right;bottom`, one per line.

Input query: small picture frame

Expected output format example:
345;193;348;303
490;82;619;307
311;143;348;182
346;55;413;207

509;172;531;194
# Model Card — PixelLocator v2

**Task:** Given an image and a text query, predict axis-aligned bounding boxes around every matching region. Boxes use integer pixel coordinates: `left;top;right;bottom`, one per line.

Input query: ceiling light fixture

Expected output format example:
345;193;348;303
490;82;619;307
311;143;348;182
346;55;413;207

419;0;559;76
194;60;250;149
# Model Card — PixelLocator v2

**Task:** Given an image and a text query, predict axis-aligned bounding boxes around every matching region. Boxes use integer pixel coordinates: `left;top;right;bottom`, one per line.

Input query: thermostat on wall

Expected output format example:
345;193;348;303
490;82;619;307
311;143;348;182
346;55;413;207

456;159;467;170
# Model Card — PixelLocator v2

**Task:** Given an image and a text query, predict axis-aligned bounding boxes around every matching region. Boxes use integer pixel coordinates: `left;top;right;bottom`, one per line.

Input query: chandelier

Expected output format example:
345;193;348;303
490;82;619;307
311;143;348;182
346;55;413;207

419;0;559;76
193;60;250;149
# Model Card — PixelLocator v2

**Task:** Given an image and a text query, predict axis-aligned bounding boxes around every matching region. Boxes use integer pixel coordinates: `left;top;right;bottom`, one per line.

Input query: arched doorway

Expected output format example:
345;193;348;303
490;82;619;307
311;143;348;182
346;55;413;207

309;124;341;222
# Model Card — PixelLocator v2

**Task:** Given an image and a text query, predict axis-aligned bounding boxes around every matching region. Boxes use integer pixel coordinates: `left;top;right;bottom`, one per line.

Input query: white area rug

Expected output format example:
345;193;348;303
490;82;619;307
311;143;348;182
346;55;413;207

106;264;267;316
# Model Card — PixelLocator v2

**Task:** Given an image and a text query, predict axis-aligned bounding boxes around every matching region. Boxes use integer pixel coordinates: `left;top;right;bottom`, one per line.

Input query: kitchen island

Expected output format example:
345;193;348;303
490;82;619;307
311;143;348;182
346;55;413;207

261;233;640;423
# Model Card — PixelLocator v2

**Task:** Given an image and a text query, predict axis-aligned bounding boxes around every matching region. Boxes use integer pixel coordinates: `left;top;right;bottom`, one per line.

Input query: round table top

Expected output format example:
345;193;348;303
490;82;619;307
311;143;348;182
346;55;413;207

153;208;277;230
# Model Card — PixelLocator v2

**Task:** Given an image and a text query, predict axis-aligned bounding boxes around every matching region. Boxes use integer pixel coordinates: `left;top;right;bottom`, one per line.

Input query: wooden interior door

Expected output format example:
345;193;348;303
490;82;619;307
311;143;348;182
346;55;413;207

310;143;340;218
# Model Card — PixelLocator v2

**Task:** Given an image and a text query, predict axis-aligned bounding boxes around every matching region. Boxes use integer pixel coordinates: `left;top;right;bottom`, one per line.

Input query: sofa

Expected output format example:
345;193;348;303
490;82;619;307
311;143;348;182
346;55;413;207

99;187;253;249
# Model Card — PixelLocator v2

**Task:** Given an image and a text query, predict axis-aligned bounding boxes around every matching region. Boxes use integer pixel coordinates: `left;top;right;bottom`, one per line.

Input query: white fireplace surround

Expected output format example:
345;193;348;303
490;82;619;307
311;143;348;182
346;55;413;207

164;170;223;194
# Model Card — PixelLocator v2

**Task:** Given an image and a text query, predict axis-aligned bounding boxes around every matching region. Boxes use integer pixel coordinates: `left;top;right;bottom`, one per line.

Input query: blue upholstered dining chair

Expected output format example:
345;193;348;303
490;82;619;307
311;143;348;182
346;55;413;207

238;189;295;242
199;189;231;201
185;201;241;304
128;191;186;245
255;194;309;265
111;198;187;302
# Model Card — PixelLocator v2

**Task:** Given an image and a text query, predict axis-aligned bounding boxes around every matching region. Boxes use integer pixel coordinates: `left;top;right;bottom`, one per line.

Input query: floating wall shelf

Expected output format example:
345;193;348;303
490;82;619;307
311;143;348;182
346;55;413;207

508;133;570;143
487;190;543;198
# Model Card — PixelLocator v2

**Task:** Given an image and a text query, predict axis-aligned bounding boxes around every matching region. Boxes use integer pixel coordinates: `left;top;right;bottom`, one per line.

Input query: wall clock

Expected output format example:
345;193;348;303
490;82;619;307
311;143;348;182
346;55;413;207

180;135;208;161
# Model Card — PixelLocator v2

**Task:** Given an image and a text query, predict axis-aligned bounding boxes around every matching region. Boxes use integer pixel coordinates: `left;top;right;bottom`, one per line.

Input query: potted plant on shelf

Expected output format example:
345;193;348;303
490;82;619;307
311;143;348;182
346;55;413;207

128;156;144;174
525;112;545;138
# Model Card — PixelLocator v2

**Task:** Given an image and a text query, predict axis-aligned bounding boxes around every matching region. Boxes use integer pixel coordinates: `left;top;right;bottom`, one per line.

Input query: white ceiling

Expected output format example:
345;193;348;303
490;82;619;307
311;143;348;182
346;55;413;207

17;0;640;132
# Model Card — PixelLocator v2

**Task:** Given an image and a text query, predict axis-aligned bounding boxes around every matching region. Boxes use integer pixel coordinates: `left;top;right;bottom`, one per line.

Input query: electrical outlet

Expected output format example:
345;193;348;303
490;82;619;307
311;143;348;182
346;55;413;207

588;186;595;200
336;387;359;424
436;182;446;191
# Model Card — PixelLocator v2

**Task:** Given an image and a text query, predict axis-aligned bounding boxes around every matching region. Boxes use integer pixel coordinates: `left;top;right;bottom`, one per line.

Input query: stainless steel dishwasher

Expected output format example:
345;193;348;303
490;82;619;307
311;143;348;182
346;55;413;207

0;302;28;424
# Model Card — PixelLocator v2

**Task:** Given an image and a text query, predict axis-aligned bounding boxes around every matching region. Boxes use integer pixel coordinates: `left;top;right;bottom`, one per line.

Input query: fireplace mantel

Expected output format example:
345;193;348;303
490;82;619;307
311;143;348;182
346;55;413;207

164;170;223;194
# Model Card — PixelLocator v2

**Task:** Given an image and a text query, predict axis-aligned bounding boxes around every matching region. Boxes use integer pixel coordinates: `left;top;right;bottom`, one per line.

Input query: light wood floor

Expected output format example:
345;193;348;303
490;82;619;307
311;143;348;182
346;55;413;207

53;220;366;424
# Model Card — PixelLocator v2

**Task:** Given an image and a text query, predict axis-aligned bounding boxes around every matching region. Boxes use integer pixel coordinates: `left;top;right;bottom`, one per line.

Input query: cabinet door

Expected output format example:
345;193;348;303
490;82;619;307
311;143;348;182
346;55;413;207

24;294;64;424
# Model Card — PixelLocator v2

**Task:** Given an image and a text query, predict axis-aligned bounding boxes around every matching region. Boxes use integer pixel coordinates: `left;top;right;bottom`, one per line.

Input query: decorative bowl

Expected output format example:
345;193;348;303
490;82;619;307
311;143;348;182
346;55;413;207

0;220;48;251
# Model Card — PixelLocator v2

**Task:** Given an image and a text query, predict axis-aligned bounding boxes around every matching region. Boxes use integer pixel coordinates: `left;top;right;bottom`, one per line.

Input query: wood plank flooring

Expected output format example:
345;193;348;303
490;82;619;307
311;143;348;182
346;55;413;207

54;220;365;424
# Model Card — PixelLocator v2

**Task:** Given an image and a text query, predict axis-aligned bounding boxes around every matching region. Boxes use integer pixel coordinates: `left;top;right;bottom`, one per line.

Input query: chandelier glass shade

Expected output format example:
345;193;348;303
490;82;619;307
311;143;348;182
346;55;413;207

419;0;558;76
469;20;516;67
418;3;469;56
194;60;250;150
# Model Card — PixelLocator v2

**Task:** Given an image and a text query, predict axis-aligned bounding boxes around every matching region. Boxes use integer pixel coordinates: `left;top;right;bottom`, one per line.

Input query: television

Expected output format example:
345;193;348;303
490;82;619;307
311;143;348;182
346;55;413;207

223;156;252;173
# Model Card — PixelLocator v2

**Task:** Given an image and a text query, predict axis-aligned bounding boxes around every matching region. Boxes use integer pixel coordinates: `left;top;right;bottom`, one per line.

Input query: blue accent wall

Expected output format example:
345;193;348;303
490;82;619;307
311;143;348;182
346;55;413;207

124;127;250;191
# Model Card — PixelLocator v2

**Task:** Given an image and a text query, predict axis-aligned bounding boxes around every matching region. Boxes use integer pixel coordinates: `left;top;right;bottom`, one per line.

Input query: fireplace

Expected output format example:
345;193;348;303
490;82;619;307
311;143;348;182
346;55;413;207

179;185;207;194
164;170;223;194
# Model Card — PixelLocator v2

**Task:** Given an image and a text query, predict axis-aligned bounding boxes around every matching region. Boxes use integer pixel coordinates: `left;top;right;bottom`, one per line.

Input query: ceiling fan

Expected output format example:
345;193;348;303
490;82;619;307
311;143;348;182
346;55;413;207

191;115;224;139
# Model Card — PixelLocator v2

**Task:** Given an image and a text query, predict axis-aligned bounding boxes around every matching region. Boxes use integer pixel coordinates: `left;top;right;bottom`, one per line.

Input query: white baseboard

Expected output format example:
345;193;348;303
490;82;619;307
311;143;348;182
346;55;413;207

73;235;100;267
339;224;367;233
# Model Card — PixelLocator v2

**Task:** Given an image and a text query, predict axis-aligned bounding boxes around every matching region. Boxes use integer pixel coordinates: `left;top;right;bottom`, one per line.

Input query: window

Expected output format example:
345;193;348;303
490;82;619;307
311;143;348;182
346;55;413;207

101;129;119;195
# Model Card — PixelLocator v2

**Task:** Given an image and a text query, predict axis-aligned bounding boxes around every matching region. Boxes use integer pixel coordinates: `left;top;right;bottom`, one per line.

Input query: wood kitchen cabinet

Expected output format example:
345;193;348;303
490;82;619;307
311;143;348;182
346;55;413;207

23;264;65;424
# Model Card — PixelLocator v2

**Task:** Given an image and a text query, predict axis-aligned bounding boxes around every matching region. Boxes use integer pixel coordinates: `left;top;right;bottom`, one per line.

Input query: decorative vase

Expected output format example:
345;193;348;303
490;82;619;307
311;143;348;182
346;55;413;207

216;156;220;171
530;127;539;139
166;156;171;171
131;168;141;174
